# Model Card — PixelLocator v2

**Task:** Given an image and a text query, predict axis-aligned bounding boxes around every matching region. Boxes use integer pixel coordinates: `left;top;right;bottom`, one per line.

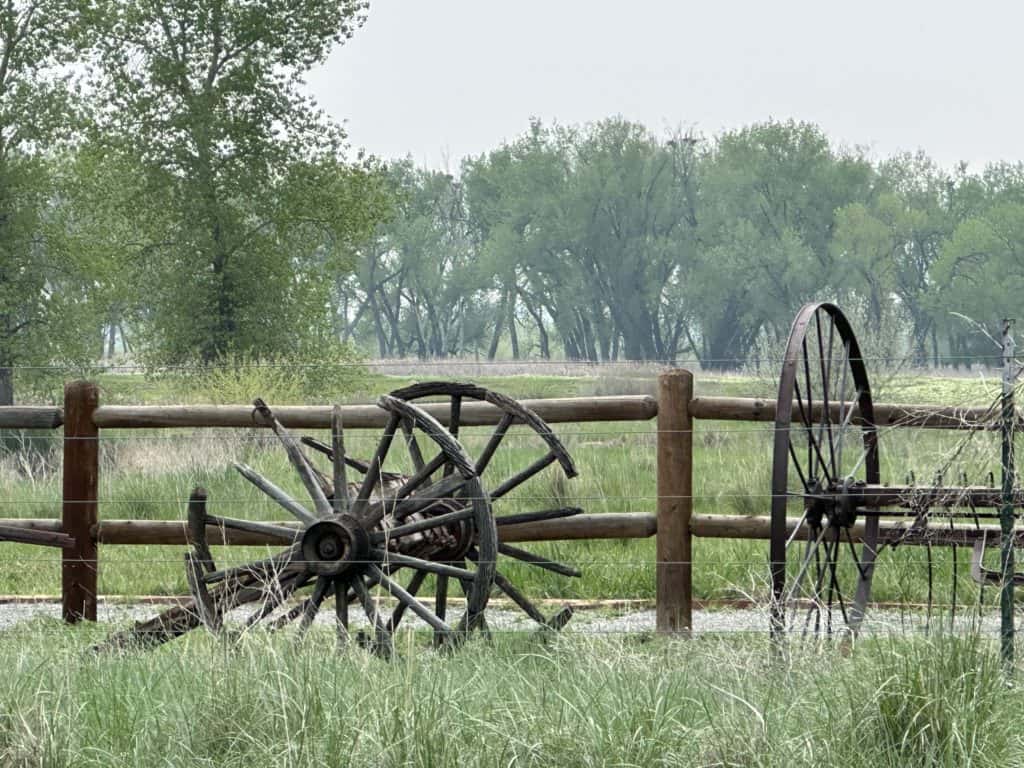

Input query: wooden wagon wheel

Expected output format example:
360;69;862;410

770;302;880;639
385;382;583;632
102;395;498;656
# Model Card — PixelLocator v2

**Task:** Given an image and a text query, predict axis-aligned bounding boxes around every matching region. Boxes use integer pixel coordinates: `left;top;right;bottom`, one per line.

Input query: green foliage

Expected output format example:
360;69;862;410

88;0;388;366
179;345;368;405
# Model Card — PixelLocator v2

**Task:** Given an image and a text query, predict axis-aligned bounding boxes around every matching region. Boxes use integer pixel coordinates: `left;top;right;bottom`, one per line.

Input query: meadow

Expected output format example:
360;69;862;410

0;365;1021;767
0;624;1018;767
0;365;1014;610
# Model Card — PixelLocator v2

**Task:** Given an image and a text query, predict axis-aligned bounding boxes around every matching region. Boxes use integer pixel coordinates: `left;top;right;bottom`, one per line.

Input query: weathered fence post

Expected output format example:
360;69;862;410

63;380;99;622
656;368;693;635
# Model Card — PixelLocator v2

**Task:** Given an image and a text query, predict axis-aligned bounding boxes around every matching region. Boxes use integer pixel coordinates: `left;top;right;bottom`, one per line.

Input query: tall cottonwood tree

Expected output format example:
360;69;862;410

0;0;101;403
92;0;384;364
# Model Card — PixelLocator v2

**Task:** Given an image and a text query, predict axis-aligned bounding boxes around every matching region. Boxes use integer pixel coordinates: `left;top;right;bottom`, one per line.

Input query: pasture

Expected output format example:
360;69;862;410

0;366;1020;766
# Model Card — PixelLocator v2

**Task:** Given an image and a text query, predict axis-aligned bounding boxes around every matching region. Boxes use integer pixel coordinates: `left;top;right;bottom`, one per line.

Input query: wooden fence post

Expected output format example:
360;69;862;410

63;380;99;622
656;369;693;634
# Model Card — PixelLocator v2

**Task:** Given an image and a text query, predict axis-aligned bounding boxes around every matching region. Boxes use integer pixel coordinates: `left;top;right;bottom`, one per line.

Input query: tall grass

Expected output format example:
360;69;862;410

0;624;1018;767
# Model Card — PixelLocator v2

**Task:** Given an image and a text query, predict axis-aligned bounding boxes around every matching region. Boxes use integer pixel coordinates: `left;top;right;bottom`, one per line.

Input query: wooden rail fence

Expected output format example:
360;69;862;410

0;372;1008;634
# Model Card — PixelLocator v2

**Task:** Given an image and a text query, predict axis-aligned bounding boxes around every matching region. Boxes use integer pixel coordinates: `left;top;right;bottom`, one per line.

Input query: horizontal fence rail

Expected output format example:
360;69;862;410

689;396;1005;429
91;396;659;429
0;371;1016;636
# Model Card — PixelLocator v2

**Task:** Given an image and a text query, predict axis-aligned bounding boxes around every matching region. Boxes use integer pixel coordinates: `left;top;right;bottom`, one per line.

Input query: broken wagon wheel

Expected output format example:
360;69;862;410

770;301;881;640
102;395;498;656
388;382;584;634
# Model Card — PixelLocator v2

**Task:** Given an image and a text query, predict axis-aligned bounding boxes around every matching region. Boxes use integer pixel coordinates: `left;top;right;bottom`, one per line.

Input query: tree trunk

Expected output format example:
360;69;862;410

0;366;12;406
507;290;519;360
487;292;507;361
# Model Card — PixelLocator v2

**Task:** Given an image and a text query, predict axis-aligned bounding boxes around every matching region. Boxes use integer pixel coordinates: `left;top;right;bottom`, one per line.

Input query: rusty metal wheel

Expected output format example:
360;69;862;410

387;382;583;632
770;302;880;639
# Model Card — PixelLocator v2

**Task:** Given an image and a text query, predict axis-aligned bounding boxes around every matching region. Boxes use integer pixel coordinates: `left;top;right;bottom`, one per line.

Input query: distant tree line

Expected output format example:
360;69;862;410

5;0;1024;407
345;119;1024;370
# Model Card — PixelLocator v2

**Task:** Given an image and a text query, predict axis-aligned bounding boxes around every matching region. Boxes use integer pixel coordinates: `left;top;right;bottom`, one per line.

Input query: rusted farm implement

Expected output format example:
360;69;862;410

770;302;1020;654
101;383;583;655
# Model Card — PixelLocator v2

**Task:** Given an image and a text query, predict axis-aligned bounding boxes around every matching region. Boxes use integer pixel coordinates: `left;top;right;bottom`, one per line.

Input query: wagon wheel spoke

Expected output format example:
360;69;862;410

434;573;450;645
495;507;583;527
444;395;463;478
242;574;303;629
475;412;515;476
369;565;452;636
815;312;839;480
498;543;582;577
386;569;428;632
370;507;475;545
401;417;429;472
204;514;300;543
490;451;558;500
351;412;402;519
394;452;448;500
491;569;549;627
296;575;334;638
332;406;351;515
334;576;351;646
253;399;333;518
351;573;392;658
300;436;375;477
233;462;319;527
370;549;476;580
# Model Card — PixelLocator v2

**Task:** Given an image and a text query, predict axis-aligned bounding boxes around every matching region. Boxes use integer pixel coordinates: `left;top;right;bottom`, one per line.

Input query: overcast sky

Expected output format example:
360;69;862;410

305;0;1023;172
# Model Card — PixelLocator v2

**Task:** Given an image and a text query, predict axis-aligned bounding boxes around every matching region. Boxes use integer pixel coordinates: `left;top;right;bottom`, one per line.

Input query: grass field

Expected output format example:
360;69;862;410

0;367;1021;766
0;624;1018;767
0;367;1015;609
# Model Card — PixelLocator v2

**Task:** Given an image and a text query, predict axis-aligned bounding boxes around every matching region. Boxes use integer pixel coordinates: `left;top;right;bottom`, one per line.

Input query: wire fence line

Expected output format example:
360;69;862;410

1;354;1018;370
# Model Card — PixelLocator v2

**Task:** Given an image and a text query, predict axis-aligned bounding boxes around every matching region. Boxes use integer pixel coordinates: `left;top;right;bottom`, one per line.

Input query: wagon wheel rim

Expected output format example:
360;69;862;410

770;302;880;639
126;395;498;656
389;382;583;631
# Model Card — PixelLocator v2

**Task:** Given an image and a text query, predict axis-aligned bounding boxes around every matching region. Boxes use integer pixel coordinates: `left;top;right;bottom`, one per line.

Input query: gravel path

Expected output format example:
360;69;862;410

0;600;1017;638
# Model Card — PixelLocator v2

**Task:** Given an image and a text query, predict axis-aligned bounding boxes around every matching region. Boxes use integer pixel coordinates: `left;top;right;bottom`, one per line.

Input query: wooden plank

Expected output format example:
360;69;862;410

0;512;1007;548
90;395;659;429
62;381;99;622
656;369;692;636
689;396;1000;430
0;407;63;429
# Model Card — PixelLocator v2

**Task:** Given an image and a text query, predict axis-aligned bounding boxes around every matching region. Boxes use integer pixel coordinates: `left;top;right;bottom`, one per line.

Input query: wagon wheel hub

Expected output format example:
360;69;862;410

301;516;370;576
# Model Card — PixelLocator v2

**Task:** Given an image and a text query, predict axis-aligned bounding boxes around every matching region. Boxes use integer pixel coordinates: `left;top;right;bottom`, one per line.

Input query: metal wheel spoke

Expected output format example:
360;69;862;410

816;312;838;480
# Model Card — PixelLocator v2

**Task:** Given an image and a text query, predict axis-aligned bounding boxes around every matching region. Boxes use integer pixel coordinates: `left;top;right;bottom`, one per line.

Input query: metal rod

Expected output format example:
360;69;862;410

1001;318;1016;668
